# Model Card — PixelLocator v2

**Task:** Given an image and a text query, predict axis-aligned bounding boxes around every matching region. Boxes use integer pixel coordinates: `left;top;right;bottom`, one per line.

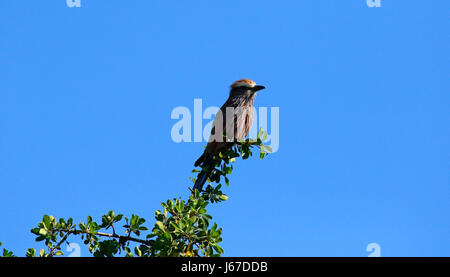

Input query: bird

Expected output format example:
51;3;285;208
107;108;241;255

193;79;266;191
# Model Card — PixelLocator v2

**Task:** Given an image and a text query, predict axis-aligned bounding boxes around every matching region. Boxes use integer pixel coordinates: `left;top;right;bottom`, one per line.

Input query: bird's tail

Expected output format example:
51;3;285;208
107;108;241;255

193;156;215;192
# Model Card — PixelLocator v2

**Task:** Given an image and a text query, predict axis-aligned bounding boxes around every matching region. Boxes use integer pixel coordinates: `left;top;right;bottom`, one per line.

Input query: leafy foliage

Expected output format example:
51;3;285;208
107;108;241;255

0;130;270;257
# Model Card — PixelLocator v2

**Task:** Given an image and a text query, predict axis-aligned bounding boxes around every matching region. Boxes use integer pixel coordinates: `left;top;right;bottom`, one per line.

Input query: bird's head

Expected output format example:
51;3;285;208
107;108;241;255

229;79;265;98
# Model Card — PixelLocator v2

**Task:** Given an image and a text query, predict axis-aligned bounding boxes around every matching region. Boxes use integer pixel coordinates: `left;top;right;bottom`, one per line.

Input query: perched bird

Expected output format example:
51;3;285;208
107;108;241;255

193;79;266;191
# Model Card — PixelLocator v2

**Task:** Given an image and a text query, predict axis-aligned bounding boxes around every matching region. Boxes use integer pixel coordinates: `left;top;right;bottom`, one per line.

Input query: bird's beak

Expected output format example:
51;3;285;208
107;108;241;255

253;85;266;92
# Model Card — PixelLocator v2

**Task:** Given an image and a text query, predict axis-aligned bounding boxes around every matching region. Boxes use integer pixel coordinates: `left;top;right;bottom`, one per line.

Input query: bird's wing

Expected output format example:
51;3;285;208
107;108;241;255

233;106;254;140
204;99;254;154
204;104;229;154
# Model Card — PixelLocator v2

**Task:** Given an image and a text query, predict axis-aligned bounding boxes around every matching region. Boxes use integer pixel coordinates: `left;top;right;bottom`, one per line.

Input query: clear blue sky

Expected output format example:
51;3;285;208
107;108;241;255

1;0;449;257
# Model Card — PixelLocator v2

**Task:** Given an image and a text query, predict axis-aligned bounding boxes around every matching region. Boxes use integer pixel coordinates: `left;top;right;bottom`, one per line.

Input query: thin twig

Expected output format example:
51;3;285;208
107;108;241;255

87;231;153;246
48;230;71;257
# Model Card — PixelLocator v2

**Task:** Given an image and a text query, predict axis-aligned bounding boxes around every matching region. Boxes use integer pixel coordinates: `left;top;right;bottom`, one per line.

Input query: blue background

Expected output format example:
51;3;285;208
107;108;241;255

1;0;449;256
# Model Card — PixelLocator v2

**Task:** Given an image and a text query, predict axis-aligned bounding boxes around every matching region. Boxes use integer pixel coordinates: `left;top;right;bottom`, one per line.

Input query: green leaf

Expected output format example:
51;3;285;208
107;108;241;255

26;248;36;257
262;131;268;142
134;246;142;257
31;227;40;235
2;248;15;257
38;228;47;236
95;240;119;257
42;215;51;229
257;128;264;139
54;251;64;256
155;221;165;231
218;194;229;201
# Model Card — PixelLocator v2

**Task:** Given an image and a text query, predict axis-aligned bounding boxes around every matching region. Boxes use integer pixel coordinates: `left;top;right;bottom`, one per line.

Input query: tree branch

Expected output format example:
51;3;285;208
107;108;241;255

74;230;153;246
48;230;71;257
